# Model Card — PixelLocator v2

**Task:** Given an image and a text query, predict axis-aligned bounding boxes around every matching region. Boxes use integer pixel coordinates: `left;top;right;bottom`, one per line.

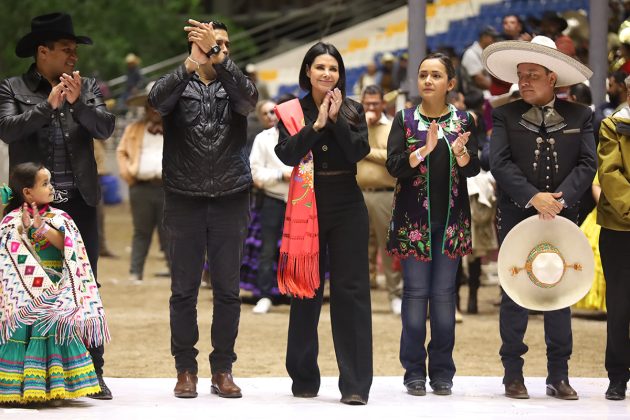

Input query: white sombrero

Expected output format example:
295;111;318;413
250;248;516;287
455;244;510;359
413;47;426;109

482;36;592;87
497;215;594;311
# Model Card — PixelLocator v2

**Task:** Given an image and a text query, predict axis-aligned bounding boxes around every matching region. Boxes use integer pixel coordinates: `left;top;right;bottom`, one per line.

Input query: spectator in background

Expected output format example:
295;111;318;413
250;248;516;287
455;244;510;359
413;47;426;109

461;26;501;94
393;52;409;92
354;61;382;96
121;53;145;106
380;52;396;94
538;12;576;59
501;14;531;41
357;85;402;315
117;82;169;284
245;63;270;100
595;71;628;139
248;97;293;314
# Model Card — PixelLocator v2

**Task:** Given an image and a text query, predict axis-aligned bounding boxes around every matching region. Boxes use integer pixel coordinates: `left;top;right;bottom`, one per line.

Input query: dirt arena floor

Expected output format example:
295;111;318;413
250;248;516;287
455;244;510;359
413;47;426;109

98;202;608;380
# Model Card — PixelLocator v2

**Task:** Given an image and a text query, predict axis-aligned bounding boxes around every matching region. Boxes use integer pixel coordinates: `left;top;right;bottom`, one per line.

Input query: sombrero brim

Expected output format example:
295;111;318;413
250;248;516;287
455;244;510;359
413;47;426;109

497;215;594;311
16;32;92;58
482;40;592;87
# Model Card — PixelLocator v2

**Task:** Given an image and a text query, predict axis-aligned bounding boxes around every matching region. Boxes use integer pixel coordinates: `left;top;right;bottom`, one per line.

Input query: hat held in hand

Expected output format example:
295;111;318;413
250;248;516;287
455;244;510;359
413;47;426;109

497;215;594;311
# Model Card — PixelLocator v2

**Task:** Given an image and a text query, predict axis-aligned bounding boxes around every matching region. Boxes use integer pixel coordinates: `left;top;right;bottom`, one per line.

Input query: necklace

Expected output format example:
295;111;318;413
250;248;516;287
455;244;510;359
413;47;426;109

419;103;449;120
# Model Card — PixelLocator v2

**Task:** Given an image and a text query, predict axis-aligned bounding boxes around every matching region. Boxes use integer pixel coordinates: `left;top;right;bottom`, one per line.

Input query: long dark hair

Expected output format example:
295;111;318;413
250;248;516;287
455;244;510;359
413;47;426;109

298;42;360;126
3;162;46;216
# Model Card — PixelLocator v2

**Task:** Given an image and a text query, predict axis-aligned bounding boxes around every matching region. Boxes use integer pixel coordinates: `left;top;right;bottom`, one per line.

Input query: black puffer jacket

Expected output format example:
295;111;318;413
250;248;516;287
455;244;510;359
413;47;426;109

149;58;258;197
0;65;115;207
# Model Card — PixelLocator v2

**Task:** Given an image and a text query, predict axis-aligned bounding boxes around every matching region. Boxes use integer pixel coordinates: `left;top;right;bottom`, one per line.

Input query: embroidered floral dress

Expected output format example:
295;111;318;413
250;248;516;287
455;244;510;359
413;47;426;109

0;206;101;403
386;104;480;260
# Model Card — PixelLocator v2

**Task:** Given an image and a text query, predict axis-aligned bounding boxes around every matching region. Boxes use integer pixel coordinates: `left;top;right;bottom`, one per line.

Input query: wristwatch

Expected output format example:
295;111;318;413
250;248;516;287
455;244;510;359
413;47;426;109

557;197;566;207
206;45;221;57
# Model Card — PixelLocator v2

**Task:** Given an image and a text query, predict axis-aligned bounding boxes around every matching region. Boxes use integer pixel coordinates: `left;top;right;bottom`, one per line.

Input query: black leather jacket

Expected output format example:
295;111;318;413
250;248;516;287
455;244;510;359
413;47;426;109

149;58;258;197
0;64;115;206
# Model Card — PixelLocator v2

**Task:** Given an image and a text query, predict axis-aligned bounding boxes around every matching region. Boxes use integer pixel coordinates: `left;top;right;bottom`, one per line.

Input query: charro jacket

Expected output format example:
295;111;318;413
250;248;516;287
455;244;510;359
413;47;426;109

490;98;596;236
0;64;115;207
148;58;258;197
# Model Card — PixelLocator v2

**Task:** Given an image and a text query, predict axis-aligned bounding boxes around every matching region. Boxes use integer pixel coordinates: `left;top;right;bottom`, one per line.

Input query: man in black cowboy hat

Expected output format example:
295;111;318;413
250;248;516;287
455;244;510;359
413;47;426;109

0;12;115;399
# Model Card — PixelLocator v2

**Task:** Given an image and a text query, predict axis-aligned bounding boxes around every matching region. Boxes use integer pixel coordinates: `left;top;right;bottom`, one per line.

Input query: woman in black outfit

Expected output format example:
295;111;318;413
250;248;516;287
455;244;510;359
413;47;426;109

274;42;373;405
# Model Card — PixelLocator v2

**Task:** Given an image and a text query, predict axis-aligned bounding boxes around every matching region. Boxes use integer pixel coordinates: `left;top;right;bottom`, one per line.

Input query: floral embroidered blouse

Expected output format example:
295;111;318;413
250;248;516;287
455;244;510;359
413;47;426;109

386;104;480;261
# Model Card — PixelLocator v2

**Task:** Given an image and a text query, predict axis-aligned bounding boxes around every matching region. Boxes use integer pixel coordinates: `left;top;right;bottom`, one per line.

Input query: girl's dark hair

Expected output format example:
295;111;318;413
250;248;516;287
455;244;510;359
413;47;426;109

298;42;360;126
3;162;45;215
418;52;456;81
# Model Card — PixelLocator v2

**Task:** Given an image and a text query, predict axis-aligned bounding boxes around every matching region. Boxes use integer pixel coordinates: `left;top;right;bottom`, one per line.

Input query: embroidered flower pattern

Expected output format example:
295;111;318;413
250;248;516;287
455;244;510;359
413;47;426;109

292;152;314;207
388;106;474;261
443;215;472;258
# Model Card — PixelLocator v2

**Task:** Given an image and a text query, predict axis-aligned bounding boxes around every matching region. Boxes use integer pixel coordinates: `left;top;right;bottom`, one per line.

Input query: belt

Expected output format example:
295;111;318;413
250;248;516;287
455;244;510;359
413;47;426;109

314;170;354;176
362;187;395;192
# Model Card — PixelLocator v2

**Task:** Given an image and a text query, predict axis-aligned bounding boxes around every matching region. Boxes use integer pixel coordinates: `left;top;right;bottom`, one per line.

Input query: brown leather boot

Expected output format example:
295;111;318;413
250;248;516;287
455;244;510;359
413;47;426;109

174;371;198;398
211;372;242;398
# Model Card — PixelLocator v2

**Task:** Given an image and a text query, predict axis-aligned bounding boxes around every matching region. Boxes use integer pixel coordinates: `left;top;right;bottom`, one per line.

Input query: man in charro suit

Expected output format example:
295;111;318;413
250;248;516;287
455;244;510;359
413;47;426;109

483;36;596;400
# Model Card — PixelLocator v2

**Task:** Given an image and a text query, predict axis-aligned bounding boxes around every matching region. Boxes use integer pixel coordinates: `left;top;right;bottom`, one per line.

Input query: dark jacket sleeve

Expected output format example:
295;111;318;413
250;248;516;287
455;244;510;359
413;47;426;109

0;79;54;144
275;120;325;166
554;108;597;207
387;110;417;179
214;57;258;116
459;112;480;178
489;107;539;207
148;64;195;116
70;79;115;140
326;101;370;163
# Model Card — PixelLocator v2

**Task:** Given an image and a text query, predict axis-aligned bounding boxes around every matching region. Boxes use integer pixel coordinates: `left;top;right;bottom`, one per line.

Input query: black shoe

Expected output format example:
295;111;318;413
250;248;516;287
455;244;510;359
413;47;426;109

605;381;627;400
431;381;452;396
340;394;368;405
405;379;426;396
88;375;113;400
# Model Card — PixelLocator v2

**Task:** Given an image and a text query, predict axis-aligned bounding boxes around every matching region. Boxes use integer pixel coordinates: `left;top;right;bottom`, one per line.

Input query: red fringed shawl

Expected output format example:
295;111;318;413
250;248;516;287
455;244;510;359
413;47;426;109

274;99;320;298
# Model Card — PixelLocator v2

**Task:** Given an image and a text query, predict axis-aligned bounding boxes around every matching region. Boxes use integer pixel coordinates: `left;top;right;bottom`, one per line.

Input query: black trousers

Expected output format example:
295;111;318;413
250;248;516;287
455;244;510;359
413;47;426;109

165;190;249;374
54;194;105;374
256;195;285;298
599;228;630;384
497;204;574;384
286;175;373;399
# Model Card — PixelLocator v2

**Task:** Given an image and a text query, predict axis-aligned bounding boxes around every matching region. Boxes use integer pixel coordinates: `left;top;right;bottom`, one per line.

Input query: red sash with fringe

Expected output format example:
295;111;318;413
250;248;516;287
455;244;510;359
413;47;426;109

274;99;319;298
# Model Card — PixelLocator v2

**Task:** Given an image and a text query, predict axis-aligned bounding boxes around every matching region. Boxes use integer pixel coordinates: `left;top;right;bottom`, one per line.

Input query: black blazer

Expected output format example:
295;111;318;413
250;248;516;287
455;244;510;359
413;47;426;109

275;94;370;171
490;98;596;212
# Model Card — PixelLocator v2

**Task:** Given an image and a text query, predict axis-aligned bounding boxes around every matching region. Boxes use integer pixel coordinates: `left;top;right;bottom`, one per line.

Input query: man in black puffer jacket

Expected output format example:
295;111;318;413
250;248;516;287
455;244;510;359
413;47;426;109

149;19;257;399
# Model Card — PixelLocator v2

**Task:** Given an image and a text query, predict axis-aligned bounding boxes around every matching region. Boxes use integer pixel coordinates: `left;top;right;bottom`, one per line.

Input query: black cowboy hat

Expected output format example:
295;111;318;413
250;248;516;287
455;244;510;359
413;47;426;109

15;12;92;58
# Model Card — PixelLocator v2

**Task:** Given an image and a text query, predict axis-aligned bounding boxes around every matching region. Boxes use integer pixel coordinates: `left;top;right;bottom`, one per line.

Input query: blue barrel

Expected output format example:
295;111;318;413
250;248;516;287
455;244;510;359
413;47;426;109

100;175;122;204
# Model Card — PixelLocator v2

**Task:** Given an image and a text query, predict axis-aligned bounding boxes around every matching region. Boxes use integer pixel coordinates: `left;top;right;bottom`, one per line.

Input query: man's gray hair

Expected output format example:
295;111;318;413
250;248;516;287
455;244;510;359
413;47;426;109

624;74;630;89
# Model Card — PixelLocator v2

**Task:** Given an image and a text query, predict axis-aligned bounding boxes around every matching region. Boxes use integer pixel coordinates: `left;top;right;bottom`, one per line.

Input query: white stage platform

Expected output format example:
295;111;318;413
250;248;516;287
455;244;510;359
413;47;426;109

2;376;627;419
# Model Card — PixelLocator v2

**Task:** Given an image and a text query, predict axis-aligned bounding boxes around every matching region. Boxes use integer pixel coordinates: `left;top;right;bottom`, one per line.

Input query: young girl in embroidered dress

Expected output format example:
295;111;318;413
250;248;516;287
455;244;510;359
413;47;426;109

0;163;108;403
386;53;480;397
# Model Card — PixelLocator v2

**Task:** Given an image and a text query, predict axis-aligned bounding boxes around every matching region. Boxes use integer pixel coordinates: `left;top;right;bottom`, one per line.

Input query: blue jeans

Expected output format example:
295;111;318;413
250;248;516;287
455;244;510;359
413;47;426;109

400;225;460;386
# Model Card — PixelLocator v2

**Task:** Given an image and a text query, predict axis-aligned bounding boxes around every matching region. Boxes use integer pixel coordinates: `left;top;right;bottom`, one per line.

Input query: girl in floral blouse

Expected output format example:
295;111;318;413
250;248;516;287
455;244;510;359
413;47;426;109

386;52;480;397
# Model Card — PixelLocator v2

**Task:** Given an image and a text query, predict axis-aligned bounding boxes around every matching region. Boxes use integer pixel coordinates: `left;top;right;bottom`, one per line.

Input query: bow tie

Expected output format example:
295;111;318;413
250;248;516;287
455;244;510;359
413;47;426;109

520;106;566;133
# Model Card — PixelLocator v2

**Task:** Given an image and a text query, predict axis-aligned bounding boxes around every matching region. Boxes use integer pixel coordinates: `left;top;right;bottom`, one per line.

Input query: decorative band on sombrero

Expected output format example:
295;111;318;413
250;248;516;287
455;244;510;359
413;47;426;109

509;242;583;289
481;36;592;87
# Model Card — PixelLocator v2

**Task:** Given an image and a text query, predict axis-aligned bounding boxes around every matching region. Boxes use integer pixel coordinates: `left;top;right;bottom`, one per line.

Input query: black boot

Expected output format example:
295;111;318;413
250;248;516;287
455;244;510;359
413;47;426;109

467;257;481;314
